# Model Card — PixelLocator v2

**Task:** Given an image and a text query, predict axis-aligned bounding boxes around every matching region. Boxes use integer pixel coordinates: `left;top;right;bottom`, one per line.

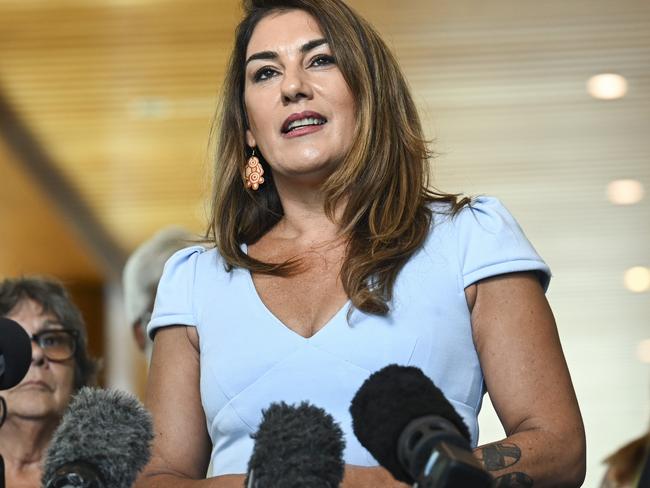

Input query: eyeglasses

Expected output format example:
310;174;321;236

0;396;6;428
30;329;78;362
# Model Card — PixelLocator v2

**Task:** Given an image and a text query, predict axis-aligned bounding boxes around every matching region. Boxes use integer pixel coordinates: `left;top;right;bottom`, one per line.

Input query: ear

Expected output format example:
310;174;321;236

245;128;257;148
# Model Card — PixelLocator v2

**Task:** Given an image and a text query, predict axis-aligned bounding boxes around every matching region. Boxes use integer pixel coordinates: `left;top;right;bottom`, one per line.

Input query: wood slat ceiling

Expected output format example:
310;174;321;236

1;0;648;279
0;0;236;270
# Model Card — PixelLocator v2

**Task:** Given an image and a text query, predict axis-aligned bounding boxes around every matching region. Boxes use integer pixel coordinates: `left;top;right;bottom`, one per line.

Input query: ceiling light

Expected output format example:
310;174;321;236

607;179;644;205
624;266;650;293
587;73;628;100
637;339;650;364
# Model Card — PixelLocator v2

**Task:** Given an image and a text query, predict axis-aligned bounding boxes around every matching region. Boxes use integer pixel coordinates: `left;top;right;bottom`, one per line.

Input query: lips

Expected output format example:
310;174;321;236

281;110;328;134
19;380;52;391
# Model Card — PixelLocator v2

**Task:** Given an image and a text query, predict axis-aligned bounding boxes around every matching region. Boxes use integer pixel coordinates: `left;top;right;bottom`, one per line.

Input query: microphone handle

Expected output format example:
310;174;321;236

417;442;493;488
44;461;104;488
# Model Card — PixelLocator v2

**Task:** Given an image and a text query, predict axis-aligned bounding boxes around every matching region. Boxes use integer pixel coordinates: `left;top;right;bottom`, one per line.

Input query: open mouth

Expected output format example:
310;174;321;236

281;111;328;135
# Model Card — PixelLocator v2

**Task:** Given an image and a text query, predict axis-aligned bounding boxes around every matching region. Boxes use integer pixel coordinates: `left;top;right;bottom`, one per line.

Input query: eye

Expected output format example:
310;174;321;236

40;332;66;347
253;66;279;82
310;54;335;67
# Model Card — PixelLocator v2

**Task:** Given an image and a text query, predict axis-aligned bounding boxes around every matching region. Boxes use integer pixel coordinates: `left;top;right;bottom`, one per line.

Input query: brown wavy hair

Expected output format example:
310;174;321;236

602;432;650;487
208;0;469;315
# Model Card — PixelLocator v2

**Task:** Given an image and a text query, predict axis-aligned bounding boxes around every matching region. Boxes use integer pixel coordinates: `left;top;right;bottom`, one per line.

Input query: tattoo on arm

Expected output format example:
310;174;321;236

493;472;534;487
478;442;522;471
477;442;533;487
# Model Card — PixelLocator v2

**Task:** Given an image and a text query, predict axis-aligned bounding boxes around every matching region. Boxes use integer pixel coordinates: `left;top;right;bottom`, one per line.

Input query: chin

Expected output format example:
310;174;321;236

286;156;341;178
10;394;67;419
11;405;59;420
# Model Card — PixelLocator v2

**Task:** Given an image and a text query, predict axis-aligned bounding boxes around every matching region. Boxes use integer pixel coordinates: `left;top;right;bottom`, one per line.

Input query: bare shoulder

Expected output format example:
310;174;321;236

467;271;582;434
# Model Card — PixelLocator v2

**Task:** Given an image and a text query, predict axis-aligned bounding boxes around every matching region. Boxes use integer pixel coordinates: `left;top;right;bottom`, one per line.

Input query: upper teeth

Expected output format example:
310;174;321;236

286;117;325;131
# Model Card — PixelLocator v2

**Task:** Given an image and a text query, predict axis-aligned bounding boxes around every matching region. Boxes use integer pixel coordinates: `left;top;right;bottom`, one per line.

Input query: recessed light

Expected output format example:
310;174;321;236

587;73;628;100
607;179;644;205
624;266;650;293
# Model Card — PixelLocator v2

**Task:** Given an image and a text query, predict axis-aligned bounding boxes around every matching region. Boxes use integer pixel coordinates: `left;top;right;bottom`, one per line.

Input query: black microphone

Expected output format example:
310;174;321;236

350;364;493;488
0;318;31;488
42;387;154;488
0;317;32;391
245;401;346;488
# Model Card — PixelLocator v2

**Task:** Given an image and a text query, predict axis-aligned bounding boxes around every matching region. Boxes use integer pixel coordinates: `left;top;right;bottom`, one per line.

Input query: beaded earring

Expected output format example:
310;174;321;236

244;148;265;190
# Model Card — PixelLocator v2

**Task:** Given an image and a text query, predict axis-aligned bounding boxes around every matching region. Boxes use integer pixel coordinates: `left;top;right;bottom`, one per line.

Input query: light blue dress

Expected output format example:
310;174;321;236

148;196;550;476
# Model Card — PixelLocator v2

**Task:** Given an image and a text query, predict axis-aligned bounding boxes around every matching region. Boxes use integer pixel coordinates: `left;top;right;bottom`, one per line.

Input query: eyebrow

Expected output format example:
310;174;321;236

40;320;64;330
245;38;329;67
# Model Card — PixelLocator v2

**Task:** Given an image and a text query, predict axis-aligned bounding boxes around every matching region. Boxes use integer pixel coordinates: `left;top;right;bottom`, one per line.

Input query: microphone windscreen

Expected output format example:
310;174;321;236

246;401;345;488
0;317;32;390
42;387;154;488
349;364;470;482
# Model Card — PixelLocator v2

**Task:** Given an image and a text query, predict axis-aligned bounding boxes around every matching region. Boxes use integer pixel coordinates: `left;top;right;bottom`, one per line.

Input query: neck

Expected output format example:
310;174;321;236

272;177;346;243
0;415;58;471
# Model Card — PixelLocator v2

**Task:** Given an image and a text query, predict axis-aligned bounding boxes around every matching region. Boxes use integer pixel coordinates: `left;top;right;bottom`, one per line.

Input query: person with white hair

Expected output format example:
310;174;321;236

122;226;195;359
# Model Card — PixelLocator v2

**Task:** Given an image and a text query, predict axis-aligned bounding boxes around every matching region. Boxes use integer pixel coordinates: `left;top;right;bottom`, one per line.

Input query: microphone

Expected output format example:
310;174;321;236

0;317;32;391
42;387;154;488
245;401;346;488
0;318;31;488
350;364;493;488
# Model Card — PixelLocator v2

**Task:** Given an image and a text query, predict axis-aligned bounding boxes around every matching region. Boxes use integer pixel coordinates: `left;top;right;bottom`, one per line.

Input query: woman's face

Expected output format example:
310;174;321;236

244;9;356;186
3;299;75;421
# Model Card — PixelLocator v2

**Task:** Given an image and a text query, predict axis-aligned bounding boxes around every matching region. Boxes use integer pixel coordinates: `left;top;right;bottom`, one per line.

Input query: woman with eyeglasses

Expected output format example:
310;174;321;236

0;277;98;488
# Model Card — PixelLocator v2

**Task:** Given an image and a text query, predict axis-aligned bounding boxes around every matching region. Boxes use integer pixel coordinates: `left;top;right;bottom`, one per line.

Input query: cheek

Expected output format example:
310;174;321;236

245;90;272;136
53;362;76;396
332;83;356;132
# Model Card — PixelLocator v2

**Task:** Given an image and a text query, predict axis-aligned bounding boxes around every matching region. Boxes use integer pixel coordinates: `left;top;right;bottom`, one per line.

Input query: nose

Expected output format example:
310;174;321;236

31;339;47;366
281;66;312;104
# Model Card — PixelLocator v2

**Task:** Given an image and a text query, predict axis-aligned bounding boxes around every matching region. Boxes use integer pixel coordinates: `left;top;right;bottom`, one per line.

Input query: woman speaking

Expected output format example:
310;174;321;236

139;0;586;486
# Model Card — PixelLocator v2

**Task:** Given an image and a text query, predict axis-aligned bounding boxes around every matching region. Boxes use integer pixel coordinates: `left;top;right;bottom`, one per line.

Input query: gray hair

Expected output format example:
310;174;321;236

122;226;195;327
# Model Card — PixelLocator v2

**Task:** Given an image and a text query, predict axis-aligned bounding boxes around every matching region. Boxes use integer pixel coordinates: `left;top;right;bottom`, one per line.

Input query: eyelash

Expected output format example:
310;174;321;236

311;54;335;67
253;67;278;83
252;55;336;83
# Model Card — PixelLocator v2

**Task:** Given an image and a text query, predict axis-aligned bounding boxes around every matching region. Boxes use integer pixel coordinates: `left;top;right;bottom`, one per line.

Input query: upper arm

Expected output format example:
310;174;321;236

143;325;211;480
467;272;583;441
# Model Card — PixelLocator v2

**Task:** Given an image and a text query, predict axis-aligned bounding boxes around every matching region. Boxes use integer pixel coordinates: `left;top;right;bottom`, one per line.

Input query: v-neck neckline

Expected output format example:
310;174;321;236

240;243;351;341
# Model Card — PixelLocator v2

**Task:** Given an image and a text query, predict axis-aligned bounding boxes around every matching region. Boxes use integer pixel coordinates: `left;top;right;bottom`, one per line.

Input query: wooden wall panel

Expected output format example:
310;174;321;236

0;137;101;281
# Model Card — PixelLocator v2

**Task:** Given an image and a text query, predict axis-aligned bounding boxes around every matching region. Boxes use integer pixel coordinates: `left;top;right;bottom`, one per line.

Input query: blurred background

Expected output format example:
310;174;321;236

0;0;648;486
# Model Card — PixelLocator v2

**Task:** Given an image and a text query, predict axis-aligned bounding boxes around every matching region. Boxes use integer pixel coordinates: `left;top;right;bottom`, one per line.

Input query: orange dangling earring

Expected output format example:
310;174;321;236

245;148;265;190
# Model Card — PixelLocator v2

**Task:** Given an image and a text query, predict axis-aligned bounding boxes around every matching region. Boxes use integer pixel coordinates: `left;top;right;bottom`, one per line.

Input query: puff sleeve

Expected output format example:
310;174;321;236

454;196;551;291
147;245;205;339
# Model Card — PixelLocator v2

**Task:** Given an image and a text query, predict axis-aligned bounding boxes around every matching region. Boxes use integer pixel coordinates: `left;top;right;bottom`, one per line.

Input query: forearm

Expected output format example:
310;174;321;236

136;472;246;488
138;468;405;488
474;428;586;488
342;466;409;488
